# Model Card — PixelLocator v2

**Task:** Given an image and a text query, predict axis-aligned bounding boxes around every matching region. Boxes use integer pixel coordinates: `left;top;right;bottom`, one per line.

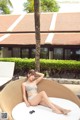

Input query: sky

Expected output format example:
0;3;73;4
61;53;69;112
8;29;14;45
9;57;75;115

59;3;80;12
10;0;26;14
57;0;80;12
57;0;80;2
10;0;80;14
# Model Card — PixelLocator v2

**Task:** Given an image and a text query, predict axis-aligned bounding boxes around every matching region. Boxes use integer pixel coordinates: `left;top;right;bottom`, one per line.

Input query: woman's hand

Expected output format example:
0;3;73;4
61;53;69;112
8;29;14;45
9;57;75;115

35;72;44;84
26;102;30;107
35;72;44;77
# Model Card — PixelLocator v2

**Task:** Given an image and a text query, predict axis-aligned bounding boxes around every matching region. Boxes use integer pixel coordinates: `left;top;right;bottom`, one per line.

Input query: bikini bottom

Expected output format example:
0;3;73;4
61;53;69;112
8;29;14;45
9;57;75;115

28;94;38;100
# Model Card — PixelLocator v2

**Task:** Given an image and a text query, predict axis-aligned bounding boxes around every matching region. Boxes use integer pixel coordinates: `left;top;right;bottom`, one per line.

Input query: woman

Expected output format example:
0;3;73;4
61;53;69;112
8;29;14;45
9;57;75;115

22;69;71;115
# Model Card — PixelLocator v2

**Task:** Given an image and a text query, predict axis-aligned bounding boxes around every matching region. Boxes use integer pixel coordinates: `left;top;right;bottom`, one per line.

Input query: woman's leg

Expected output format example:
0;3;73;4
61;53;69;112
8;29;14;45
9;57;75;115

39;91;71;115
51;102;71;115
28;91;62;114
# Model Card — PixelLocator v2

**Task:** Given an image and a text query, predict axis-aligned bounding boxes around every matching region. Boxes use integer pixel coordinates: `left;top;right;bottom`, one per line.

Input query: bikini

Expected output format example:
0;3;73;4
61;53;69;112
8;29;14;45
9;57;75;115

26;83;38;100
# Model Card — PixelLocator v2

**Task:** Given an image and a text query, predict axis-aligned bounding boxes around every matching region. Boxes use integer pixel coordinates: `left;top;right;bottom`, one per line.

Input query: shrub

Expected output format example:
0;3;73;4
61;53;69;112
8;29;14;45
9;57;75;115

0;58;80;78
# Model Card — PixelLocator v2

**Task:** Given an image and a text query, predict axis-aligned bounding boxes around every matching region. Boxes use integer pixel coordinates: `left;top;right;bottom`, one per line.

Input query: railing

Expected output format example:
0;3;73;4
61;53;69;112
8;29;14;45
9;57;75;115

0;30;80;34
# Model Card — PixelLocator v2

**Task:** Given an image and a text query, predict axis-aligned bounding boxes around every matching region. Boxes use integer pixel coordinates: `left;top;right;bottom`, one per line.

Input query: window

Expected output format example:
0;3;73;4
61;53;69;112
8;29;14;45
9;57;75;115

13;48;20;57
65;49;71;60
54;48;63;59
31;49;35;58
75;49;80;60
22;48;29;58
40;48;48;59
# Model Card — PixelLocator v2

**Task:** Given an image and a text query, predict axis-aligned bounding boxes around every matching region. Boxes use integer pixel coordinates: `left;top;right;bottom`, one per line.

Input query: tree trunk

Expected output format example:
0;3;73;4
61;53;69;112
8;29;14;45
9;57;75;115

34;0;40;72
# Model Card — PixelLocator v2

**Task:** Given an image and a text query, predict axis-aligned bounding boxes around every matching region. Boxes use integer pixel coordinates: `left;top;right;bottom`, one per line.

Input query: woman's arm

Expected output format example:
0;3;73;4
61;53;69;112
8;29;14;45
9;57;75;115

22;83;30;107
35;72;44;84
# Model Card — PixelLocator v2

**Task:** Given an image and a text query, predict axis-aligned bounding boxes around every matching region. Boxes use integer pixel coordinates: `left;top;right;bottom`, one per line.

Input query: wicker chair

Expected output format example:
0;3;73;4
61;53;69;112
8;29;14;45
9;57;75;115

0;78;80;120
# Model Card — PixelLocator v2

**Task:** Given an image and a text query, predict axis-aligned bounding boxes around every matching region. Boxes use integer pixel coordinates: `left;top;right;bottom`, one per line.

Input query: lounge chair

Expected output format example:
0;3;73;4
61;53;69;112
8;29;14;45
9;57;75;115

0;61;15;87
0;78;80;120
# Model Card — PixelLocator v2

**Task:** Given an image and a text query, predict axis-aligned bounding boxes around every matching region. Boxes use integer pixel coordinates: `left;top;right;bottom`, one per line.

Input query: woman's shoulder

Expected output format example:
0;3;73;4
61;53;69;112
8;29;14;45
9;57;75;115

22;81;26;86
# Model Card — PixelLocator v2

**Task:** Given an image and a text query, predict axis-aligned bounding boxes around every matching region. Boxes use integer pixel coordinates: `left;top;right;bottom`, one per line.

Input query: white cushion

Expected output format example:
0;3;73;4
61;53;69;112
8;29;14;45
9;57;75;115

0;77;12;86
0;62;15;77
0;62;15;86
12;97;80;120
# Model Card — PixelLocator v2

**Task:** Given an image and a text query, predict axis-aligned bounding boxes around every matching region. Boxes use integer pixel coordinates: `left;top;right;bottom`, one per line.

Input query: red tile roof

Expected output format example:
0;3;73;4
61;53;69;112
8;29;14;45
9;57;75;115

0;13;80;46
53;33;80;45
13;13;53;31
55;13;80;31
0;15;20;32
0;33;47;45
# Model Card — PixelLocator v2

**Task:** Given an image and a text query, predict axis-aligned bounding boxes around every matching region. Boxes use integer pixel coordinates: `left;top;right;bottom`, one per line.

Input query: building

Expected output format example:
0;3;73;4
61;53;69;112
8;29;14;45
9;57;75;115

0;12;80;60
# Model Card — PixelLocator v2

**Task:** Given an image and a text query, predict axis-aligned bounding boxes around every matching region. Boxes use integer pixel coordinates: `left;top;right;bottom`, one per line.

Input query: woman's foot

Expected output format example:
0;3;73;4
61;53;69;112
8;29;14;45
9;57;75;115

53;108;71;115
61;109;71;115
52;108;62;114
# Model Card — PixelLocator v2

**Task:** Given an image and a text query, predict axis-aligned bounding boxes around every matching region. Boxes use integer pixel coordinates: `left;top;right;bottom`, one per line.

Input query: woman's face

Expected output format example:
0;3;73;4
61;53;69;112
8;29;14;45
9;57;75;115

28;74;35;82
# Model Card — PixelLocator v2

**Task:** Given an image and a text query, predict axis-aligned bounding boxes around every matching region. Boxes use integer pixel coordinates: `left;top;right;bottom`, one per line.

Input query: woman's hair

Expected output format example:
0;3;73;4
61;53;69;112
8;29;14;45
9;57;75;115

28;69;36;75
27;69;36;79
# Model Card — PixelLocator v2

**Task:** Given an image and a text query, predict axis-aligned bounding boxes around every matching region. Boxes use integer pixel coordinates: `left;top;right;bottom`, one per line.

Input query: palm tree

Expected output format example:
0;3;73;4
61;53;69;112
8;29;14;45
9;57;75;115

0;0;13;14
34;0;40;71
24;0;60;13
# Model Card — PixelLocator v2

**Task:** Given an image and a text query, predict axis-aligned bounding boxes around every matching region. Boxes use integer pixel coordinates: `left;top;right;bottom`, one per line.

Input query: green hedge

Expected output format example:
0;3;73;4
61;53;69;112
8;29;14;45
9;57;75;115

40;59;80;71
0;58;80;78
